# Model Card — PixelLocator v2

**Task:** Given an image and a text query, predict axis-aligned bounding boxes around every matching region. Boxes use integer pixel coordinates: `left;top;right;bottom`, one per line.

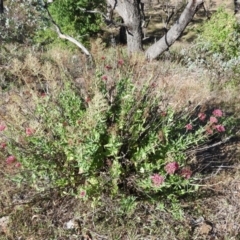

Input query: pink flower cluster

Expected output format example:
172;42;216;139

213;109;223;117
105;65;112;70
151;174;164;187
0;123;6;131
79;190;86;198
117;59;124;66
6;155;16;164
150;162;192;187
209;116;218;124
101;75;108;81
215;124;225;132
179;168;192;179
196;109;225;135
5;155;21;168
198;112;206;121
0;142;7;149
26;127;35;136
164;162;179;174
165;162;192;179
185;123;193;131
208;109;225;134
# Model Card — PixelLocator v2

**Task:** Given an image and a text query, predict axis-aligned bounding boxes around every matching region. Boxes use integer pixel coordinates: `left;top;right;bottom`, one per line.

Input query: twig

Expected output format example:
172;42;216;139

189;181;224;187
83;227;108;239
186;134;236;153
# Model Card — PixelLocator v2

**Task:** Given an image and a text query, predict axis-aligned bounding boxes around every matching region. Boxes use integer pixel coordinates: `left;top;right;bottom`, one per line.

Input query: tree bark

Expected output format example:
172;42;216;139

145;0;204;60
0;0;4;14
107;0;143;53
126;17;143;53
125;0;143;53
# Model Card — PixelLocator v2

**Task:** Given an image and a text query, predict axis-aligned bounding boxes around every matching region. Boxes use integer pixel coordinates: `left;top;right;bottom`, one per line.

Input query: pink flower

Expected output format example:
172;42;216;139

185;124;193;130
164;162;179;174
180;168;192;179
0;124;6;131
15;162;21;168
26;128;35;136
151;174;164;187
101;56;106;60
101;75;108;81
0;142;7;149
80;190;86;197
215;124;225;132
6;155;16;165
209;116;218;124
160;111;167;117
212;109;223;117
105;65;112;70
198;112;206;121
117;59;124;66
85;97;91;103
151;82;157;88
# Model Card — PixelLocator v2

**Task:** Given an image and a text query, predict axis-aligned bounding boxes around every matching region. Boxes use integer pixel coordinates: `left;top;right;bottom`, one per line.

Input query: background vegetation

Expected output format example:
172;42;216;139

35;0;104;47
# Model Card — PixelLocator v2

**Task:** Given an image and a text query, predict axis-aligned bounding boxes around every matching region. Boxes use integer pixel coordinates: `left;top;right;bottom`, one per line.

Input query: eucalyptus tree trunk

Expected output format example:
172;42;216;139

125;0;143;52
145;0;204;60
107;0;143;53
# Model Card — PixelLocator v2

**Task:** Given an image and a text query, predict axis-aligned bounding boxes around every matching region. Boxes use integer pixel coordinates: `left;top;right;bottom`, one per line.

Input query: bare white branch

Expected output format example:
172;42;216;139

52;22;92;58
39;0;92;60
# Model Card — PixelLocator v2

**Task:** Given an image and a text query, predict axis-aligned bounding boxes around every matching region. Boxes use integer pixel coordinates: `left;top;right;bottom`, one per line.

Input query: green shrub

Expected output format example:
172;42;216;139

0;0;45;43
0;0;104;48
0;57;230;201
181;8;240;82
34;0;104;47
196;7;240;59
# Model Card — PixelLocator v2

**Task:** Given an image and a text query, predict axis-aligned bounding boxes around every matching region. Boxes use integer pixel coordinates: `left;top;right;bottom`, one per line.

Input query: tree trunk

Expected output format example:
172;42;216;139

107;0;143;53
125;16;143;53
145;0;204;60
125;0;143;53
0;0;4;14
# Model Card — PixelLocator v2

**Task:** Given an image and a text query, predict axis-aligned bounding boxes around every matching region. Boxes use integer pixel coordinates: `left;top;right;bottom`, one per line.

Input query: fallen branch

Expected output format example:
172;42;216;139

41;0;93;61
186;130;239;154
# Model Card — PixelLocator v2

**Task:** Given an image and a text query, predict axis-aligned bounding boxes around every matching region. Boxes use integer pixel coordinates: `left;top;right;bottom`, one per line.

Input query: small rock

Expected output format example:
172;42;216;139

0;216;9;234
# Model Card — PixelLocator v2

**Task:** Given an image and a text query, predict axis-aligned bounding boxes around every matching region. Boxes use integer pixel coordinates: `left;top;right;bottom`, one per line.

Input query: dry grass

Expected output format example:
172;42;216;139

0;42;240;239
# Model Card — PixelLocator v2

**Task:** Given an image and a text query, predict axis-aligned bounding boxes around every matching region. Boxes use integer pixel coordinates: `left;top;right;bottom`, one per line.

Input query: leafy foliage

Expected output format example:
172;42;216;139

181;8;240;84
35;0;104;47
195;7;240;59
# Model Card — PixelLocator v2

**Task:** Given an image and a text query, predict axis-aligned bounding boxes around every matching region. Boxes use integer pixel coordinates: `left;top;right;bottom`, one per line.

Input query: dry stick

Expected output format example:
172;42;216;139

83;228;108;239
186;131;239;154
